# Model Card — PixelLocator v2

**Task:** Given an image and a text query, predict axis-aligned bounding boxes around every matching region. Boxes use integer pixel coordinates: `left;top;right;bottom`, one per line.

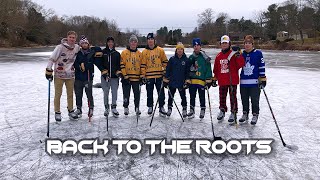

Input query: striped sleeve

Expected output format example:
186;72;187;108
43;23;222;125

120;51;128;79
140;52;146;78
258;51;266;77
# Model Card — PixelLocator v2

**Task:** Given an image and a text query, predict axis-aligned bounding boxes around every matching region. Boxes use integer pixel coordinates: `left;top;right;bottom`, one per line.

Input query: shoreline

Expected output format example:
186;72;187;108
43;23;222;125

1;44;319;52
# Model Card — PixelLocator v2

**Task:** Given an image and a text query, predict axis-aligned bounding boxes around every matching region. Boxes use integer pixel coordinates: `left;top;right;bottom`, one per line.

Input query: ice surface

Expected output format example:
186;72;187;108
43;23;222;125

0;47;319;179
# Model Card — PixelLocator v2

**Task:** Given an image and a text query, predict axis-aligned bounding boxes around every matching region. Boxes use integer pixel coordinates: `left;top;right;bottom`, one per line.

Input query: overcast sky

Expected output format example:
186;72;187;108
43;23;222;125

32;0;286;35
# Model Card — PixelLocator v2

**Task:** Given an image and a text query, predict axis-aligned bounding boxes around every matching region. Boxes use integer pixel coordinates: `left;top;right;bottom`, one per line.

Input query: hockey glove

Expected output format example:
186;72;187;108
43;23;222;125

45;68;53;81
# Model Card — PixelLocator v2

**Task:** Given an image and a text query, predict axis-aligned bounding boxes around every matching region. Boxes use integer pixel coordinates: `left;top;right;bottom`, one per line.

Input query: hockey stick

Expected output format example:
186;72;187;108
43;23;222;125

206;87;222;140
40;80;51;143
149;82;164;127
262;88;298;150
227;50;238;128
167;87;184;122
87;70;92;122
136;84;142;125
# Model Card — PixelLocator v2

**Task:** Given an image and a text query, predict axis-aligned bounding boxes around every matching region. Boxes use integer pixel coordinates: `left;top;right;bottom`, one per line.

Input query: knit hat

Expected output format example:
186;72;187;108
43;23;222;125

192;38;201;46
147;33;154;39
79;35;89;45
176;42;184;49
244;35;254;44
220;35;230;43
129;34;138;43
107;36;114;42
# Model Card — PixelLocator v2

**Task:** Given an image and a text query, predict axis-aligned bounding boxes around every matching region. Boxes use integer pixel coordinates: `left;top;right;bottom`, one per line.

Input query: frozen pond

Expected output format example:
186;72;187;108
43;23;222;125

0;47;319;179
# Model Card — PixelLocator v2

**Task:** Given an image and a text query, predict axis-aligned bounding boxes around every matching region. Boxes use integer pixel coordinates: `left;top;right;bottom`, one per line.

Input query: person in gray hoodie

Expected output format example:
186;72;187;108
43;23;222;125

45;31;80;121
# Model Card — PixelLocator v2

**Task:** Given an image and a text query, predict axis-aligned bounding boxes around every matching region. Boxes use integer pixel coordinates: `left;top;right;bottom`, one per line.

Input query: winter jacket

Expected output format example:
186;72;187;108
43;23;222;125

74;47;103;81
120;47;144;82
189;52;213;87
213;49;245;86
100;48;121;78
164;53;191;88
240;49;266;87
141;45;168;79
46;38;80;79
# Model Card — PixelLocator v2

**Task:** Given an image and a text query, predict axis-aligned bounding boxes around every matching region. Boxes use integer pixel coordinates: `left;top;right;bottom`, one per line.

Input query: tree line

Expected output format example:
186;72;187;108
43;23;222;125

0;0;319;47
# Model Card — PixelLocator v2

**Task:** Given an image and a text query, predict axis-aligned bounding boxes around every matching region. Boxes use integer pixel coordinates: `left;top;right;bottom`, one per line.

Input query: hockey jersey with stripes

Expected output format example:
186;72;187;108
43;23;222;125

240;49;266;87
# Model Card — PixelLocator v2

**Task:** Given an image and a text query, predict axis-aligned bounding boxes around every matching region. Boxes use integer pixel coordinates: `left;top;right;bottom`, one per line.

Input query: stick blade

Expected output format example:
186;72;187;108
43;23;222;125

213;136;223;141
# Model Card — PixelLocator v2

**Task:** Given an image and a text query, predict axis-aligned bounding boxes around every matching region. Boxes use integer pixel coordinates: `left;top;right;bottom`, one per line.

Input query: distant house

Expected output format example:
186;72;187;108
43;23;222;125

277;31;289;41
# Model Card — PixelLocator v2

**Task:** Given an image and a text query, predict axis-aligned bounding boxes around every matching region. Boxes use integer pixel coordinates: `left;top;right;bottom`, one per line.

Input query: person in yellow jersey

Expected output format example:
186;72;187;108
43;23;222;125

120;35;145;115
141;33;168;116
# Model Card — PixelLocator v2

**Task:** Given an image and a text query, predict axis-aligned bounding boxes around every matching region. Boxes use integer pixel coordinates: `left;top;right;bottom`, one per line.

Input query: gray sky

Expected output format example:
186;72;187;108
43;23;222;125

32;0;286;35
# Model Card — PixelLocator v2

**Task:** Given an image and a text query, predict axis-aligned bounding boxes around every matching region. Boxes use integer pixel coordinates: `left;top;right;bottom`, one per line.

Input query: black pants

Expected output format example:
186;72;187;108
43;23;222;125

146;78;165;108
168;87;187;108
189;85;205;109
240;87;261;114
122;81;140;108
74;80;94;109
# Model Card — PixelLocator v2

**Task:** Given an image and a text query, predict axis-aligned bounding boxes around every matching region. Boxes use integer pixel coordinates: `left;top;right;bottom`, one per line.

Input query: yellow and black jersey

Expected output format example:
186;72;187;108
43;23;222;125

141;46;168;79
120;48;145;82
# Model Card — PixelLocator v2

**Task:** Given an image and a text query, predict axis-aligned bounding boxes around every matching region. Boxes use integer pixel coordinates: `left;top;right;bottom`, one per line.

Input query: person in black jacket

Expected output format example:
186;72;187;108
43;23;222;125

163;43;191;118
100;36;122;117
73;36;106;118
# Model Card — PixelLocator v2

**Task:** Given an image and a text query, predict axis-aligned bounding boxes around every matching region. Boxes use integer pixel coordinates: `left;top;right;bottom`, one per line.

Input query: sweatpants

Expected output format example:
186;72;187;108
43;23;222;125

146;78;165;108
122;81;140;108
74;80;94;109
54;77;74;112
219;85;238;113
168;87;187;108
189;85;205;109
101;76;119;109
240;86;261;115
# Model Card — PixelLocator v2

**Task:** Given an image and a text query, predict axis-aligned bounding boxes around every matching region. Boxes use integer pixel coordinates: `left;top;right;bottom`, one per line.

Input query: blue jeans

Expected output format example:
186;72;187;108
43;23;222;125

189;85;205;109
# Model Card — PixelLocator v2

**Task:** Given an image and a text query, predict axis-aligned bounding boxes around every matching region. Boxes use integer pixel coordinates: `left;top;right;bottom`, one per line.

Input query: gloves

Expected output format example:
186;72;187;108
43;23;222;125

183;80;191;89
212;80;218;87
116;71;124;79
259;77;267;89
45;68;53;81
163;81;169;88
121;78;130;86
231;46;241;57
140;77;148;85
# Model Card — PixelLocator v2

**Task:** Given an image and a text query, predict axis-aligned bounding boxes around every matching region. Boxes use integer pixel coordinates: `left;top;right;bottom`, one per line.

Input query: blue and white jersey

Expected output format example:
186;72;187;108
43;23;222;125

240;49;265;87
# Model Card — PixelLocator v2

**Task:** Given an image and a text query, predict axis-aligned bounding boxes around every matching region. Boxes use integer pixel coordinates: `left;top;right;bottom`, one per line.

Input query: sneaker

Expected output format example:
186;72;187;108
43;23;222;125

148;107;153;115
182;107;187;118
111;104;119;118
167;107;172;117
239;112;249;123
199;108;205;119
135;107;141;115
228;113;236;123
217;109;225;120
88;108;93;118
251;113;259;125
75;108;82;118
187;107;195;119
159;107;167;117
55;112;62;122
68;109;78;119
124;107;129;115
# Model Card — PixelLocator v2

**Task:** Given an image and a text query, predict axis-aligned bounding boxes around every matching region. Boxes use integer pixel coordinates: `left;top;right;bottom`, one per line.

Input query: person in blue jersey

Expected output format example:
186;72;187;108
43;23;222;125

239;35;267;125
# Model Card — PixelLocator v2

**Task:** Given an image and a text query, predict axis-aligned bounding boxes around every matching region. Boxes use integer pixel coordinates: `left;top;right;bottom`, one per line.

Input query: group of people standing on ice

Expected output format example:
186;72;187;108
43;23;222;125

45;31;266;125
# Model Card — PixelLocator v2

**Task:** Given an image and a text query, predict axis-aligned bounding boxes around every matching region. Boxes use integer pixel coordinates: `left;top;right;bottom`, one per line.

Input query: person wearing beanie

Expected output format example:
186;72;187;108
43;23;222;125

187;38;213;119
239;35;266;125
73;35;106;119
120;34;145;115
163;43;191;118
141;32;168;116
213;35;245;123
99;36;122;118
45;31;80;121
